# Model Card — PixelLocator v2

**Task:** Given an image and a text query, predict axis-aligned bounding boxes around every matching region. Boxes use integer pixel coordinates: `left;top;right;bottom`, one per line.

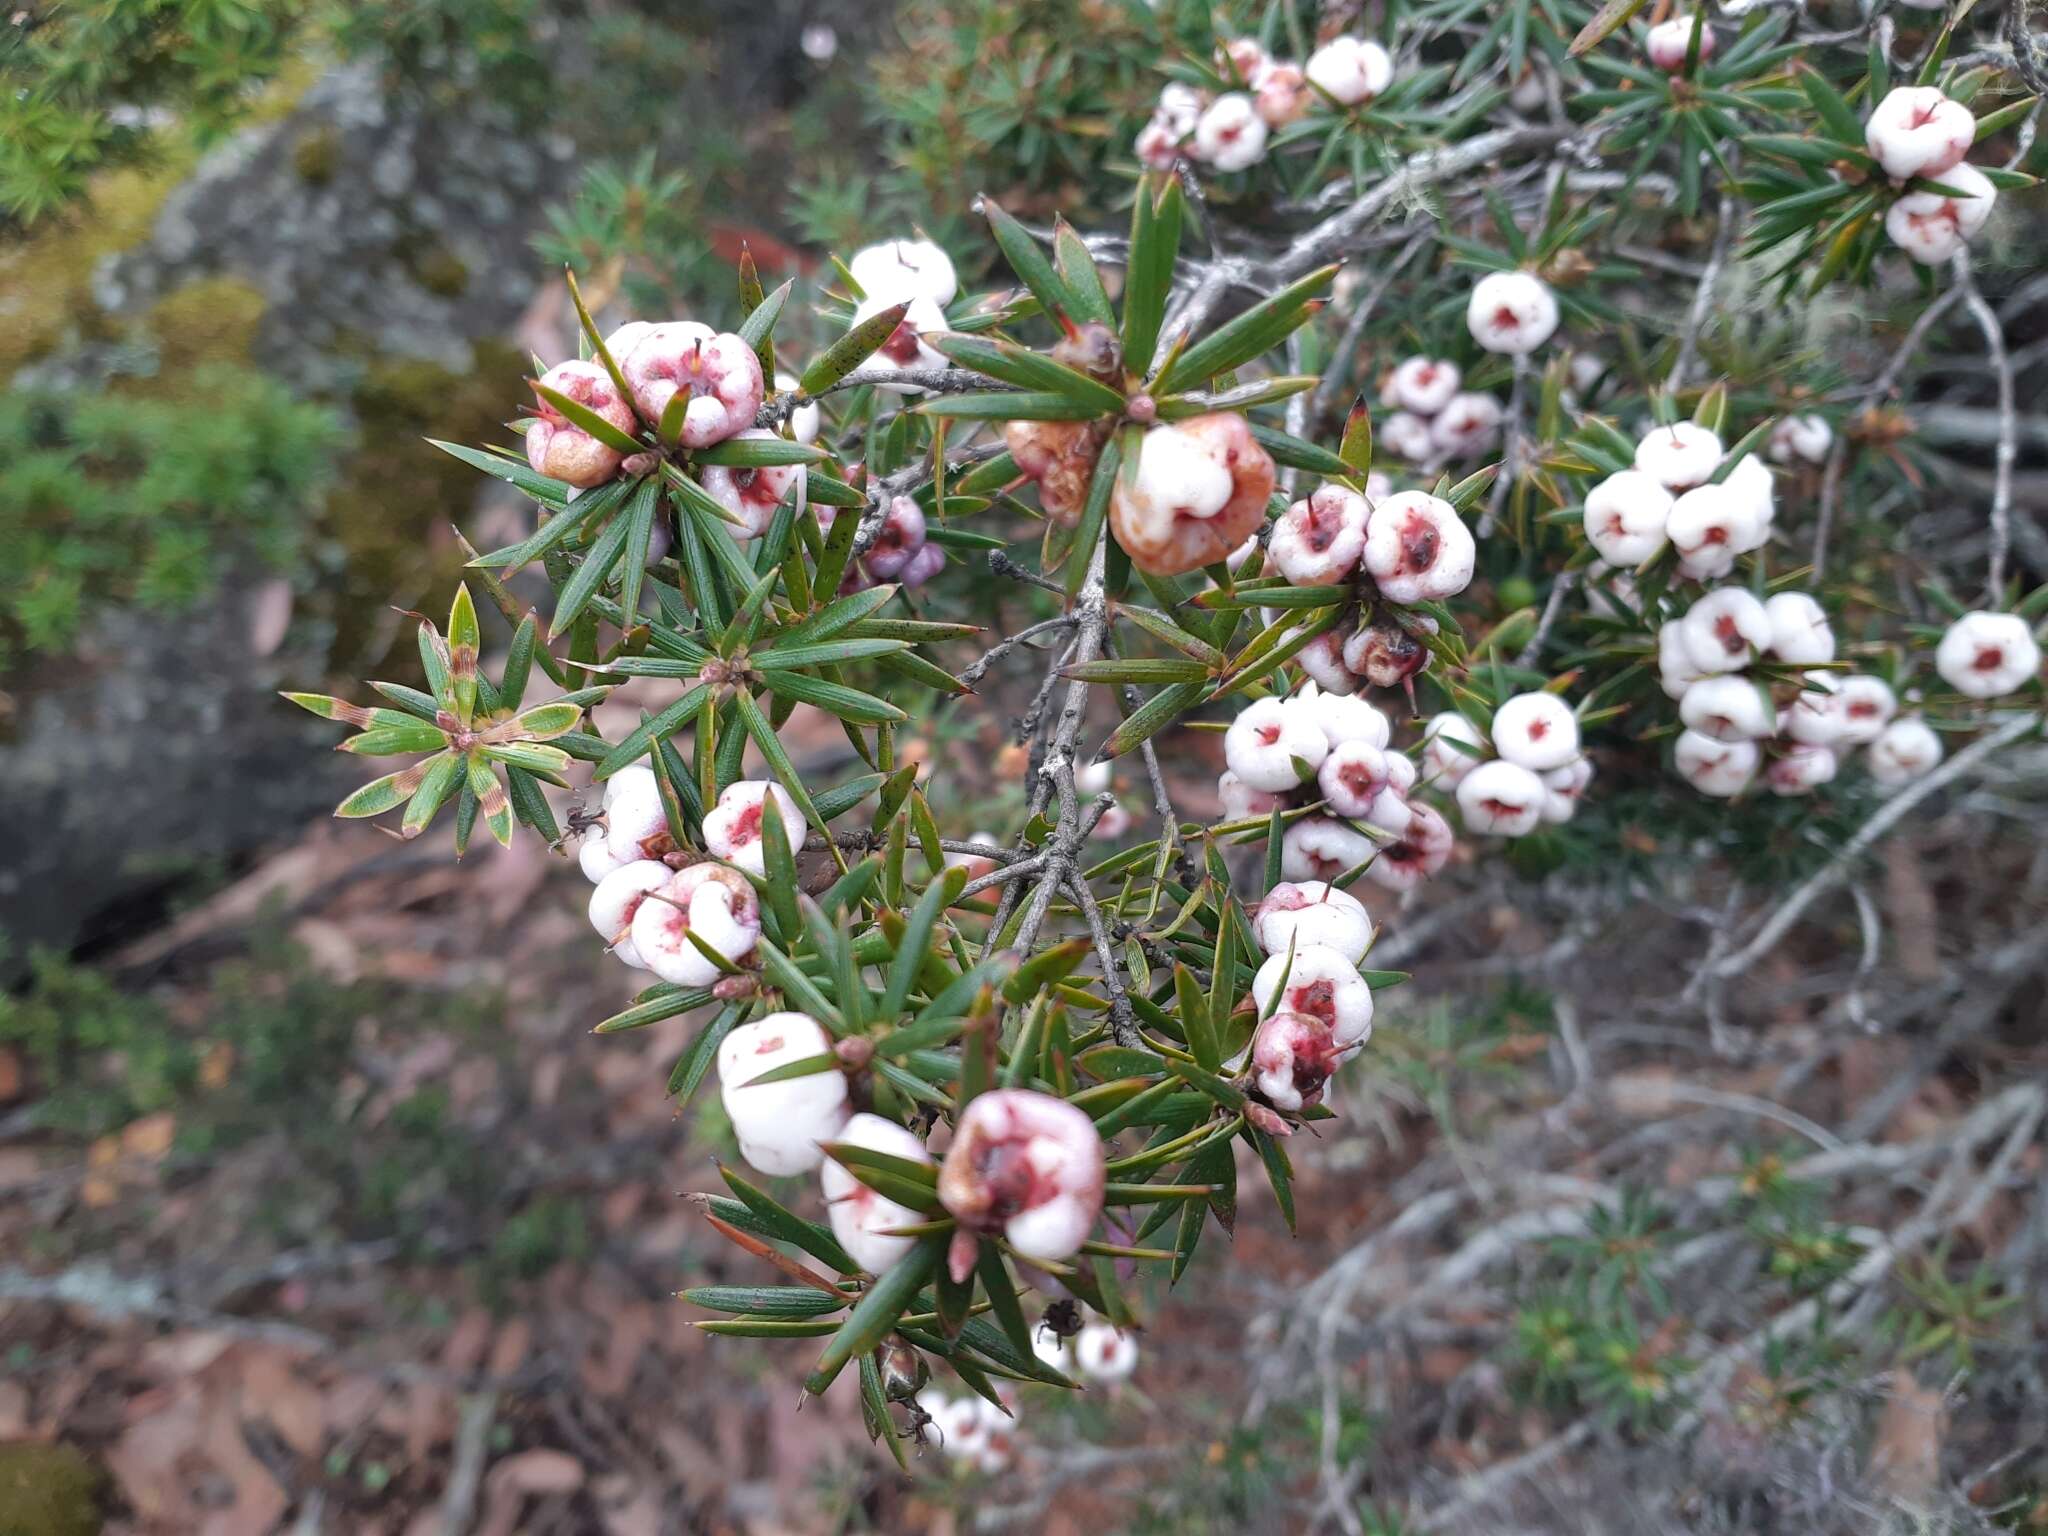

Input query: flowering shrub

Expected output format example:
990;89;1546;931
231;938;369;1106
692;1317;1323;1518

290;0;2046;1472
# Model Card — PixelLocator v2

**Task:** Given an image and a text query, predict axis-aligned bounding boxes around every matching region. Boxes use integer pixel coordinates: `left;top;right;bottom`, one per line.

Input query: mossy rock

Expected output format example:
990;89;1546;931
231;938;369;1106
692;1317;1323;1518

142;274;270;378
0;1441;105;1536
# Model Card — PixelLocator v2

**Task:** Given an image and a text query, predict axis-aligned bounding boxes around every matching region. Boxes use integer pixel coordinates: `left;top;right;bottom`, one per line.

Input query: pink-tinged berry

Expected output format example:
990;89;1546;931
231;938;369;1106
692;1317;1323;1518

1764;592;1835;665
629;864;762;986
1301;685;1393;751
1645;14;1714;71
1318;740;1395;818
822;1112;935;1274
702;780;803;875
1679;588;1773;674
1251;1010;1350;1112
1226;695;1329;791
1271;484;1371;584
1540;756;1594;824
1380;410;1438;464
1421;711;1485;788
1674;730;1759;797
1253;880;1374;963
1194;93;1268;172
1361;797;1455;891
1769;414;1833;465
588;859;673;970
1869;718;1945;786
937;1090;1106;1268
1252;943;1374;1047
1362;491;1475;603
716;1012;849;1177
619;323;763;449
855;293;949;379
1582;470;1673;566
1766;744;1839;797
1835;674;1899;745
699;430;799;540
863;496;929;579
1466;271;1559;355
526;360;637;488
1491;692;1581;772
1430;392;1505;459
1679;674;1778;743
1455;759;1547;837
1305;36;1393;105
1074;1323;1140;1384
1111;414;1276;576
1387;357;1462;415
1634;422;1724;492
1218;770;1285;822
1935;610;2040;698
1865;86;1976;182
1298;630;1361;695
1885;165;1997;264
1280;816;1377;883
1252;61;1312;127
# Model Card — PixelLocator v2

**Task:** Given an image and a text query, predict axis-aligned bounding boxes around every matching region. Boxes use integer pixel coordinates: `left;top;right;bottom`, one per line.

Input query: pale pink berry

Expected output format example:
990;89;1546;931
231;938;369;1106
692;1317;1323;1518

1722;456;1776;548
864;496;929;579
1466;271;1558;355
1387;357;1462;416
1302;686;1392;751
1364;470;1394;502
1935;611;2040;699
1074;1323;1140;1384
937;1090;1106;1266
1194;93;1268;172
1252;880;1374;963
603;321;656;363
604;774;672;862
1318;741;1394;817
1658;621;1710;699
1218;36;1269;82
1767;744;1839;797
1769;414;1833;465
897;541;945;588
1430;393;1505;459
526;361;637;488
1218;770;1284;822
1646;14;1714;71
1540;757;1593;824
1156;81;1204;136
1764;592;1835;665
620;323;763;449
1491;692;1580;772
1361;797;1454;891
1111;414;1275;577
1680;588;1772;674
848;238;957;307
856;293;949;378
1680;674;1778;742
1785;673;1848;747
1271;485;1370;584
1363;491;1475;603
1886;165;1997;264
1305;36;1393;105
1380;411;1438;464
822;1112;935;1274
702;780;803;875
587;859;672;969
1582;470;1673;566
774;371;821;446
1250;1010;1349;1112
1865;86;1976;182
1674;730;1759;797
1666;483;1762;581
629;863;762;986
698;430;799;539
1298;630;1361;695
1836;674;1899;745
1456;759;1547;837
579;834;629;882
1383;751;1418;797
1252;60;1312;126
1252;944;1375;1056
1226;695;1329;792
717;1012;849;1177
1342;620;1429;688
1869;718;1945;786
1135;114;1183;170
1280;817;1376;884
1421;711;1485;787
1634;422;1724;492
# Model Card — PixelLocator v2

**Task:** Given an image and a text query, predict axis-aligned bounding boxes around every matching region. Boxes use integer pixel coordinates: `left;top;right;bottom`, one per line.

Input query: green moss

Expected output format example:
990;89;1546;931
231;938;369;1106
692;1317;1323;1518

140;274;270;377
408;241;470;298
292;125;340;184
0;1441;104;1536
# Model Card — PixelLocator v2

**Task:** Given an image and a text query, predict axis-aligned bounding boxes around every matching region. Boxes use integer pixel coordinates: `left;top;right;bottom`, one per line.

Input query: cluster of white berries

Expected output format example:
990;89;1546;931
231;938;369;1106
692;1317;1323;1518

581;767;784;980
1246;878;1377;1120
1581;423;1776;580
1134;33;1394;175
917;1386;1023;1474
1465;270;1561;356
1659;588;1939;796
1866;86;1998;265
1378;357;1504;468
1221;686;1456;893
1425;693;1592;838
